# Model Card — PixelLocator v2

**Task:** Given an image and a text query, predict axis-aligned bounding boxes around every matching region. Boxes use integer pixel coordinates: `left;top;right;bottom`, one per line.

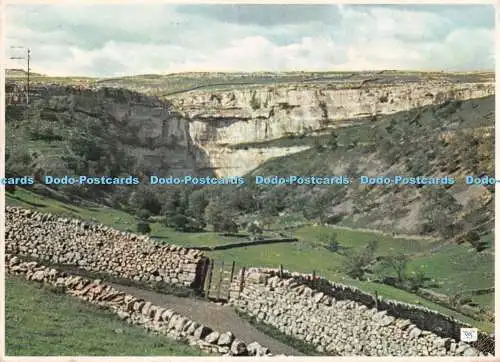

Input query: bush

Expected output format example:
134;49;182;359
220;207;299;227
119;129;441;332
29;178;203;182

319;232;340;252
382;254;409;283
130;186;163;215
29;124;63;141
342;240;378;280
464;230;488;251
327;130;338;149
136;221;151;234
247;222;263;236
204;199;238;232
167;213;202;232
136;209;152;221
43;283;67;295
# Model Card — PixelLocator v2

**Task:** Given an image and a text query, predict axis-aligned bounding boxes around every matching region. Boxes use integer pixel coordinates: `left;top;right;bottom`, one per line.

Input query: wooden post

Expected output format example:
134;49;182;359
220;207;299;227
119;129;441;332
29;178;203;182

216;260;225;301
205;259;214;299
374;290;379;309
197;258;210;293
312;270;316;288
227;261;236;301
238;266;246;298
279;264;283;278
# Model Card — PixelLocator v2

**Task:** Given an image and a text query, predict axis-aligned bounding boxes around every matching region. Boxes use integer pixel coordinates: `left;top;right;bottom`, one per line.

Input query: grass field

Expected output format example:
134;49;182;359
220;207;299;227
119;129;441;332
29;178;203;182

6;187;494;333
5;276;207;356
7;69;494;97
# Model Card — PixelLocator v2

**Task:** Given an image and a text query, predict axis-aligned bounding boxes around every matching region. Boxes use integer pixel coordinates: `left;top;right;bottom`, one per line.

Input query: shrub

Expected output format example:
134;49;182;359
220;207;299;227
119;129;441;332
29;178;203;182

327;130;338;149
136;209;152;221
137;221;151;234
464;230;488;251
319;232;340;252
167;213;202;232
247;222;263;236
342;240;378;280
204;199;238;232
382;254;409;283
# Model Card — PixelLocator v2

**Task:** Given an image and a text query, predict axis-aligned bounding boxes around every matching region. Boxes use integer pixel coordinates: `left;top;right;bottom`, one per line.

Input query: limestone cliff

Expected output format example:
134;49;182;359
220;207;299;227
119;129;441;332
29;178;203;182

170;80;493;176
7;74;495;178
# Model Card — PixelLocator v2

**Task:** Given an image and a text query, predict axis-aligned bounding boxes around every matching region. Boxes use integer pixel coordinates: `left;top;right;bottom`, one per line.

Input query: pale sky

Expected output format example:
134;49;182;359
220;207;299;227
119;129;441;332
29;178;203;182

5;4;496;77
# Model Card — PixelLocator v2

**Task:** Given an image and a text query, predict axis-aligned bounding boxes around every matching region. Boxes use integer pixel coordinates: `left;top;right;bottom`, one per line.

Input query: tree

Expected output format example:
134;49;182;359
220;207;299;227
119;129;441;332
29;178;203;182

136;221;151;234
342;240;379;280
260;216;275;231
136;209;151;221
407;265;427;291
162;189;181;217
383;254;409;283
345;162;359;179
129;185;163;215
187;190;209;228
204;199;238;232
261;187;287;216
313;137;325;151
168;213;190;232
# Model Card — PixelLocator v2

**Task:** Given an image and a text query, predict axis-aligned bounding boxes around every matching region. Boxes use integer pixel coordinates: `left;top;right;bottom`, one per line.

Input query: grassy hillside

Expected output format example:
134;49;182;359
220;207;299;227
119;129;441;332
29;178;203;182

232;95;494;237
5;276;207;356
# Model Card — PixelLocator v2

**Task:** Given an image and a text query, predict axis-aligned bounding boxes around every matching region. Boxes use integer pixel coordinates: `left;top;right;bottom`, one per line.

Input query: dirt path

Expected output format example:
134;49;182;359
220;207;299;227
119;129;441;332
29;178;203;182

108;283;303;356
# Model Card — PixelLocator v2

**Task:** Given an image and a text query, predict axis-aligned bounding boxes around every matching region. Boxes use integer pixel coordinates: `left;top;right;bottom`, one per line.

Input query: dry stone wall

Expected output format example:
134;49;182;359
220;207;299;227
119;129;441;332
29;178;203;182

228;268;493;357
5;206;206;289
5;253;273;356
5;206;495;357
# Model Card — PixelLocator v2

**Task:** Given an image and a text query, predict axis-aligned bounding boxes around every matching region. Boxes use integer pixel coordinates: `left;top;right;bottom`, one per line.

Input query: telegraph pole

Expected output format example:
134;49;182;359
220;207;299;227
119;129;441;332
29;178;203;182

9;46;31;105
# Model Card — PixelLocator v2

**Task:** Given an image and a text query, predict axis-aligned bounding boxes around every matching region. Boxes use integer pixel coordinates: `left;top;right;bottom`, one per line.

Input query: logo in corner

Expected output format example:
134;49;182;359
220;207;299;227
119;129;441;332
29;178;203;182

460;328;478;343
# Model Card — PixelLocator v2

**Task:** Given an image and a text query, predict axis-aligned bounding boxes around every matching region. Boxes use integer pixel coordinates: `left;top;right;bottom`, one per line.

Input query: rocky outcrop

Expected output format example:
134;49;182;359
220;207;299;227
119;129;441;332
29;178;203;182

176;80;493;176
5;206;206;288
175;82;493;142
5;254;272;357
228;268;493;357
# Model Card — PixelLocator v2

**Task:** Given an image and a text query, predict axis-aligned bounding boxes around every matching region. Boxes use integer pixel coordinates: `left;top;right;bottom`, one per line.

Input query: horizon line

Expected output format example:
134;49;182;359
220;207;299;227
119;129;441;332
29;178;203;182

5;68;496;79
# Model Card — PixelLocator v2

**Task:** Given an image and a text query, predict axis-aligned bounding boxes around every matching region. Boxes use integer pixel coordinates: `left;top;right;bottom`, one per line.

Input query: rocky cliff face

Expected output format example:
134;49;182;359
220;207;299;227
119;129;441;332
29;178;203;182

7;76;494;177
171;80;494;176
